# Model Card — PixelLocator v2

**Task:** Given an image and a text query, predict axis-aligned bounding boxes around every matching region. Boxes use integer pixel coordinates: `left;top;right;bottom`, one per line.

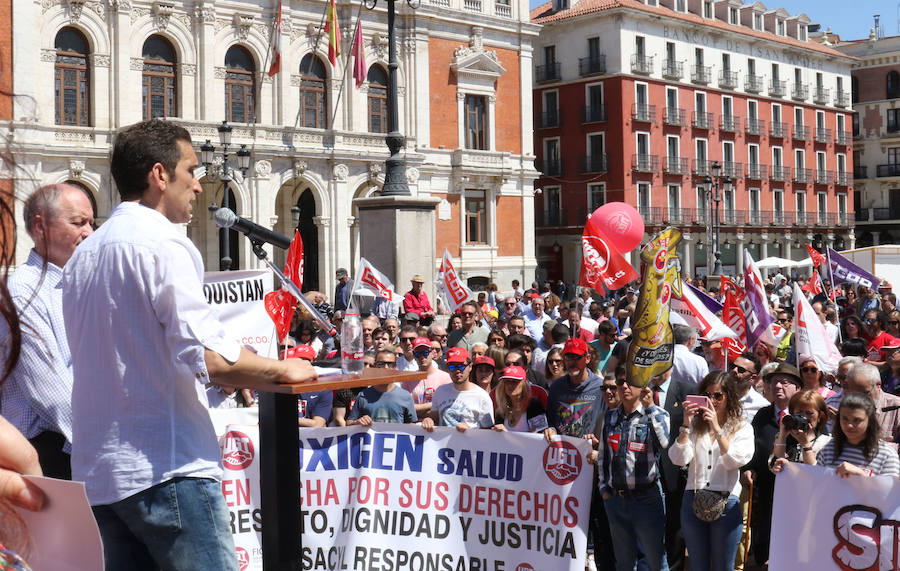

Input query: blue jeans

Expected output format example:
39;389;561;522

91;477;239;571
680;490;743;571
603;481;669;571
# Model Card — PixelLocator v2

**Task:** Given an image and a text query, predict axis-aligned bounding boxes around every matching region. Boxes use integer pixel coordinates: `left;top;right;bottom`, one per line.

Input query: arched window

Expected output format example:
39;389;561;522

54;27;90;126
225;46;256;123
367;65;388;133
299;54;327;129
142;36;177;120
887;71;900;99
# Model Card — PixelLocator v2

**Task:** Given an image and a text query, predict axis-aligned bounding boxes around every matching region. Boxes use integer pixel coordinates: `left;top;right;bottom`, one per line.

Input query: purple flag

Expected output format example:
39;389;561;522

827;247;880;291
685;282;723;314
742;252;775;350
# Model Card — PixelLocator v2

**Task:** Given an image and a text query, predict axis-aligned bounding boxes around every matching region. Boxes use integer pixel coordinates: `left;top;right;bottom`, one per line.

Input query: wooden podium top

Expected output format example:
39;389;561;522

218;368;428;395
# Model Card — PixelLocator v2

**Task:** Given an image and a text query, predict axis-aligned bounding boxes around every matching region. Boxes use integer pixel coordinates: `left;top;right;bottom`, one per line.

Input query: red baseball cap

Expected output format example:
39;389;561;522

530;293;542;300
473;355;495;368
446;347;470;364
499;365;527;382
412;336;431;350
284;344;316;361
563;338;589;357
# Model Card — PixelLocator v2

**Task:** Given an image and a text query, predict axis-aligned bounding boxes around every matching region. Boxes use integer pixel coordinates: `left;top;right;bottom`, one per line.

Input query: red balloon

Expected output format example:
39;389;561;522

588;202;645;254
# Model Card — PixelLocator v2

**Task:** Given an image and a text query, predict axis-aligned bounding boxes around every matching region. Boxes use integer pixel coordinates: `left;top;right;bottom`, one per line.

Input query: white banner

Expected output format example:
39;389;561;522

204;270;278;359
770;462;900;570
211;416;593;571
351;258;399;303
792;283;842;374
437;249;472;313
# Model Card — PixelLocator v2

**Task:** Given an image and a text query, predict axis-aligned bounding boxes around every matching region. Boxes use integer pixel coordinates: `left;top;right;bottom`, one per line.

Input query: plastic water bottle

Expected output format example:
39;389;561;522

341;311;364;374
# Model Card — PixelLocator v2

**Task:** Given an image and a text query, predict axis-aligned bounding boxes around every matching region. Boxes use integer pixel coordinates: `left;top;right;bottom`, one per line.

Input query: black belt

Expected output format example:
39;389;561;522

613;480;659;497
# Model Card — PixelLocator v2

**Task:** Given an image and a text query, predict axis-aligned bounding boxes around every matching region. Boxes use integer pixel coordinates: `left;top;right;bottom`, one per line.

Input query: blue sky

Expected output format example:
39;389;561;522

527;0;894;42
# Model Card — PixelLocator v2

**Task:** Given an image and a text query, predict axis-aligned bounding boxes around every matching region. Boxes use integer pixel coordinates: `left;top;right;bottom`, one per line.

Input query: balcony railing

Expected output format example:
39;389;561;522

872;207;900;220
745;118;766;135
815;127;832;143
854;165;868;179
665;156;689;175
632;154;659;172
536;158;563;177
835;171;853;186
692;159;711;176
746;164;768;179
664;107;686;126
581;104;607;123
813;87;830;105
837;212;849;226
794;167;812;183
632;103;657;122
876;163;900;177
691;65;712;84
662;208;692;224
795;211;810;226
770;165;791;182
816;169;834;185
835;130;851;145
769;79;787;97
539;110;560;129
535;62;561;83
745;74;765;93
835;91;851;107
579;55;606;76
579;154;609;174
770;122;788;138
638;206;663;222
719;70;739;89
793;124;810;141
792;84;809;101
631;54;654;75
692;111;714;129
663;60;684;79
494;2;512;17
720;115;740;132
722;161;742;178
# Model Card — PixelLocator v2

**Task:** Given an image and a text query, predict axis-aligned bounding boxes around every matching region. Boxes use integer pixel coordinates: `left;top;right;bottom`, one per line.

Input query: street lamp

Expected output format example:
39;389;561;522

201;120;252;270
703;160;731;276
364;0;418;195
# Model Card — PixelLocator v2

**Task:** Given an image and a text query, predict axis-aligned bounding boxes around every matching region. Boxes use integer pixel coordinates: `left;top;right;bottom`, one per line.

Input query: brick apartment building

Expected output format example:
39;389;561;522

531;0;855;281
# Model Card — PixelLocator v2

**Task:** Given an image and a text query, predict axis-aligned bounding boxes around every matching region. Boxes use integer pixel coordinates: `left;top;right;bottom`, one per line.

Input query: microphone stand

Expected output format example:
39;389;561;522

247;237;339;340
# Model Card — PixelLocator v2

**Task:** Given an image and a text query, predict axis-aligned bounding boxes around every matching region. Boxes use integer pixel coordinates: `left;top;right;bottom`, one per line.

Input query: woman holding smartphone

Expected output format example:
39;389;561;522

669;371;754;571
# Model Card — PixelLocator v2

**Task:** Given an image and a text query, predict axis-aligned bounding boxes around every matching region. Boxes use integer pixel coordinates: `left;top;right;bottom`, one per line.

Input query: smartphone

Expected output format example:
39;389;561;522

686;395;712;410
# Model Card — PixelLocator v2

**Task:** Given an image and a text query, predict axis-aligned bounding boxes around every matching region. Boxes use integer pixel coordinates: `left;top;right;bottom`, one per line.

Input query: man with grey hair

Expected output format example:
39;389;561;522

2;183;94;480
670;324;707;386
825;356;863;432
842;362;900;447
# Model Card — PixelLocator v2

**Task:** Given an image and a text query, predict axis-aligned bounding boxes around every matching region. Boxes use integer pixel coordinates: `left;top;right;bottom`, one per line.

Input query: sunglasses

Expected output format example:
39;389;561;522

413;349;431;358
563;353;585;360
890;321;900;326
375;361;396;368
800;366;818;373
602;385;618;392
701;391;726;401
460;311;475;317
548;359;564;365
777;318;790;323
400;337;416;343
505;302;516;306
865;318;877;324
505;360;523;367
732;365;752;375
447;363;468;372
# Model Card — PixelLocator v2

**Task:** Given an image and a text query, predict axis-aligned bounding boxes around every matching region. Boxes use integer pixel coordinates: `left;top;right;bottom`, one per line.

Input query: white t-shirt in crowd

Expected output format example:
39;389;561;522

431;384;494;428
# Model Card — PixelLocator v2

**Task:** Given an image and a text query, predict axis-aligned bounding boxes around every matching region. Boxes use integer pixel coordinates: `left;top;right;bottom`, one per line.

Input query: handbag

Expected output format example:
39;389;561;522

692;487;729;522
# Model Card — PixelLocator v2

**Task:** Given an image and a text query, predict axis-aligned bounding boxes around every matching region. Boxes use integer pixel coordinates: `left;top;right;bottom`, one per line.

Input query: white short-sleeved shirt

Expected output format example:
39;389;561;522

62;202;241;505
431;384;494;428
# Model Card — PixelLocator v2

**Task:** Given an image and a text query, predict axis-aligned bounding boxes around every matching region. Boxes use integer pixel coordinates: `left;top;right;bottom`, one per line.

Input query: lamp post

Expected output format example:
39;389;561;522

703;160;731;276
201;120;252;270
365;0;418;196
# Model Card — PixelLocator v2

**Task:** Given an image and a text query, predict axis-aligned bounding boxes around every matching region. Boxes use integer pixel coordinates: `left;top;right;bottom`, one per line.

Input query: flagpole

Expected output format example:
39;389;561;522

825;246;842;344
329;3;366;129
291;3;334;129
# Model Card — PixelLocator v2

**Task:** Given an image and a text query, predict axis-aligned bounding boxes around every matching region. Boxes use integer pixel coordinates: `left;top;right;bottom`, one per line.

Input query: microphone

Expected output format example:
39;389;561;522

214;208;292;250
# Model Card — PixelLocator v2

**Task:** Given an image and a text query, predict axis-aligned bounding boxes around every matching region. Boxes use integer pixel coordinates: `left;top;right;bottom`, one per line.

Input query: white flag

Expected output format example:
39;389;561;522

670;282;737;341
436;249;472;313
350;258;398;302
792;283;842;373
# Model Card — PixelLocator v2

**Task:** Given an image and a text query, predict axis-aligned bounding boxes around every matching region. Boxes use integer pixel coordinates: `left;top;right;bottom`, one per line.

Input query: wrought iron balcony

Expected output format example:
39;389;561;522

813;87;830;105
722;161;742;178
854;165;868;179
719;70;739;89
745;74;765;93
835;91;851;108
539;110;561;129
793;124;810;141
836;212;849;226
769;79;787;97
632;103;657;123
692;159;711;176
692;111;714;129
579;154;609;174
579;55;606;77
663;60;684;80
815;127;832;143
835;171;853;186
691;65;712;84
631;54;654;75
746;164;768;179
794;167;812;183
855;208;869;222
720;115;740;132
535;62;561;83
581;104;607;124
835;130;851;145
632;154;659;173
745;118;766;136
665;156;689;175
792;84;809;101
816;169;834;185
536;158;563;177
638;206;663;222
770;165;791;182
876;163;900;177
795;211;810;226
664;107;686;126
770;122;788;138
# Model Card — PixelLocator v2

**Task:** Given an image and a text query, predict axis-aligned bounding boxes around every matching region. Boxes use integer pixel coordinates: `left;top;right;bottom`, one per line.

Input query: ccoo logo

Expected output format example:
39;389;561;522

235;547;250;571
515;565;534;571
222;430;255;471
583;234;611;284
542;440;582;485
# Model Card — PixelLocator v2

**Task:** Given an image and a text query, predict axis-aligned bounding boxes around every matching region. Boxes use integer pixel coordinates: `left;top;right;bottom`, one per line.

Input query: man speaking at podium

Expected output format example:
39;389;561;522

61;120;316;570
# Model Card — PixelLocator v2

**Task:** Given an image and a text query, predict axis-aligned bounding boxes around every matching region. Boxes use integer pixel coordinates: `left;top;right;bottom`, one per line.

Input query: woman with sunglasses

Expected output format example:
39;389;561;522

492;366;555;442
862;310;900;364
797;356;836;399
669;371;754;571
487;328;507;348
544;347;566;383
886;309;900;339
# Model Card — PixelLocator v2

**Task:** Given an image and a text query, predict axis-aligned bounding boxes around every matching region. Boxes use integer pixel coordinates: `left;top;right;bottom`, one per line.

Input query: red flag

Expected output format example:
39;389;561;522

722;337;747;362
723;289;747;347
802;271;824;296
267;1;283;76
579;214;639;291
264;290;295;342
805;244;826;269
284;230;304;290
325;0;341;66
720;276;744;300
352;21;366;89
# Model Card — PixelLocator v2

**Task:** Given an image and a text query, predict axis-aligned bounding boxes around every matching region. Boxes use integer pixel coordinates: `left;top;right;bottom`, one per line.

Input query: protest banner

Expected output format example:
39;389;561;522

792;284;842;373
770;462;900;570
204;270;278;358
351;257;399;303
209;416;593;571
579;209;640;292
828;247;880;291
742;252;776;350
670;283;736;342
437;249;473;313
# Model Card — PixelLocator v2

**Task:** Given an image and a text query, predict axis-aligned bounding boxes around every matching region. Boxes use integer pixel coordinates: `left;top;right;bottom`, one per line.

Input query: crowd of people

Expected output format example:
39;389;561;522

1;118;899;571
